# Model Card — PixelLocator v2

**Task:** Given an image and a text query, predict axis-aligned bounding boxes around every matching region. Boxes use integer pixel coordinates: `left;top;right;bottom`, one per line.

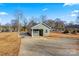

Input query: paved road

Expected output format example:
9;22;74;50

19;36;79;56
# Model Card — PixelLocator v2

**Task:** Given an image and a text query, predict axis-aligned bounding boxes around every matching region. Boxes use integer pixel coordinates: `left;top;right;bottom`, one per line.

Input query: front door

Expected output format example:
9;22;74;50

39;29;43;36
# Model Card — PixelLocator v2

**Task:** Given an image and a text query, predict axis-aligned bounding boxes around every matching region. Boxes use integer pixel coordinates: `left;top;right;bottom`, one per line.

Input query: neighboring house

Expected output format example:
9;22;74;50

31;23;51;37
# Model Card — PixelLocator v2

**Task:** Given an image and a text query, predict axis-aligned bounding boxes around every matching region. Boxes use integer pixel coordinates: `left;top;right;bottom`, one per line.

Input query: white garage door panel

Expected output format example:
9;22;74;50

33;31;39;36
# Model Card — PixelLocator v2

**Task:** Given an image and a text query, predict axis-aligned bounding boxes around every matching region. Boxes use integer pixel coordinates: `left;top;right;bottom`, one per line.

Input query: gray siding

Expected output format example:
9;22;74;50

31;23;51;36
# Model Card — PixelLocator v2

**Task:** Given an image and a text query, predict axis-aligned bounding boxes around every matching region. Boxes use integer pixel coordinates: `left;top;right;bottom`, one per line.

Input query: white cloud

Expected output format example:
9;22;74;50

64;3;79;6
0;12;8;16
71;10;79;17
71;13;77;16
42;8;48;12
72;10;79;13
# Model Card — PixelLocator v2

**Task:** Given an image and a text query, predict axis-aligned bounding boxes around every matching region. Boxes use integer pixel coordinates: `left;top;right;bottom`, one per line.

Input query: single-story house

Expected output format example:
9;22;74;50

31;23;51;37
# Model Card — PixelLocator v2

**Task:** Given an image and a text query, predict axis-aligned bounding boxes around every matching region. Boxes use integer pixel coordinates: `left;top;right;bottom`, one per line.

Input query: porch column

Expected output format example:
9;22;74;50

32;29;33;37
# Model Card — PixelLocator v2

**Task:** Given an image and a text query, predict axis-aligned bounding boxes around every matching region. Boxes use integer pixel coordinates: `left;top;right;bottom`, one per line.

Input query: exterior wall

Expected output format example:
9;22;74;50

31;23;51;37
43;28;50;36
32;29;50;37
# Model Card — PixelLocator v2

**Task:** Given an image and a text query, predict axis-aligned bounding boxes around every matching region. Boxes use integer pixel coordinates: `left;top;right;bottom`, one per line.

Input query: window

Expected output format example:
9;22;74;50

45;30;48;33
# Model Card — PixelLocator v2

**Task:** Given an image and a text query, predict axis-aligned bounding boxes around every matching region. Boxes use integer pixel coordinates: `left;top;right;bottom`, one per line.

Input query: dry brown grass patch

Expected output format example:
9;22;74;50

0;32;21;56
49;32;79;39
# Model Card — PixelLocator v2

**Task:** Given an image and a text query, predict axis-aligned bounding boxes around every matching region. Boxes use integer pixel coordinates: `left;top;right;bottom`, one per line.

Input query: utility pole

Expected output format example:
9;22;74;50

15;9;22;36
17;15;20;35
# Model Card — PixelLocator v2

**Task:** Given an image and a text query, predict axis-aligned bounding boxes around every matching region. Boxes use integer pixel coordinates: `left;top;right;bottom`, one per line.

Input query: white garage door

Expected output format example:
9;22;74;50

33;31;39;36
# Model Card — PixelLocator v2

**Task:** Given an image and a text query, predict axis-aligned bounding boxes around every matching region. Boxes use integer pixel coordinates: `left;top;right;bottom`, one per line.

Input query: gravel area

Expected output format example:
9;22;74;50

19;36;79;56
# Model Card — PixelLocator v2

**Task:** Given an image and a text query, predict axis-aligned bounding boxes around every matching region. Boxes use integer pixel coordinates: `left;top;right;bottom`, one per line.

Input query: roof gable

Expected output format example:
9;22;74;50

31;23;51;29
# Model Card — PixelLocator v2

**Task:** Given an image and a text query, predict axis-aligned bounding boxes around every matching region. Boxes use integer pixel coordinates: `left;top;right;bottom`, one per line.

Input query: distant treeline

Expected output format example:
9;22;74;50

0;10;79;34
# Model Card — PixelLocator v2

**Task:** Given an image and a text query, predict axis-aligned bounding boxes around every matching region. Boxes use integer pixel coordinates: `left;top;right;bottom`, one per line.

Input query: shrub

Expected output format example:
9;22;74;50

71;30;76;34
77;30;79;33
63;30;69;34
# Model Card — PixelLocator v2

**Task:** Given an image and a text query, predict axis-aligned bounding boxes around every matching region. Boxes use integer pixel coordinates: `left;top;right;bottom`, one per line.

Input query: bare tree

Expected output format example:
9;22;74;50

27;20;37;30
5;23;11;32
40;15;47;23
68;21;74;25
27;18;37;34
14;9;29;33
43;19;55;28
76;12;79;24
55;18;65;32
11;19;19;32
22;17;27;31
